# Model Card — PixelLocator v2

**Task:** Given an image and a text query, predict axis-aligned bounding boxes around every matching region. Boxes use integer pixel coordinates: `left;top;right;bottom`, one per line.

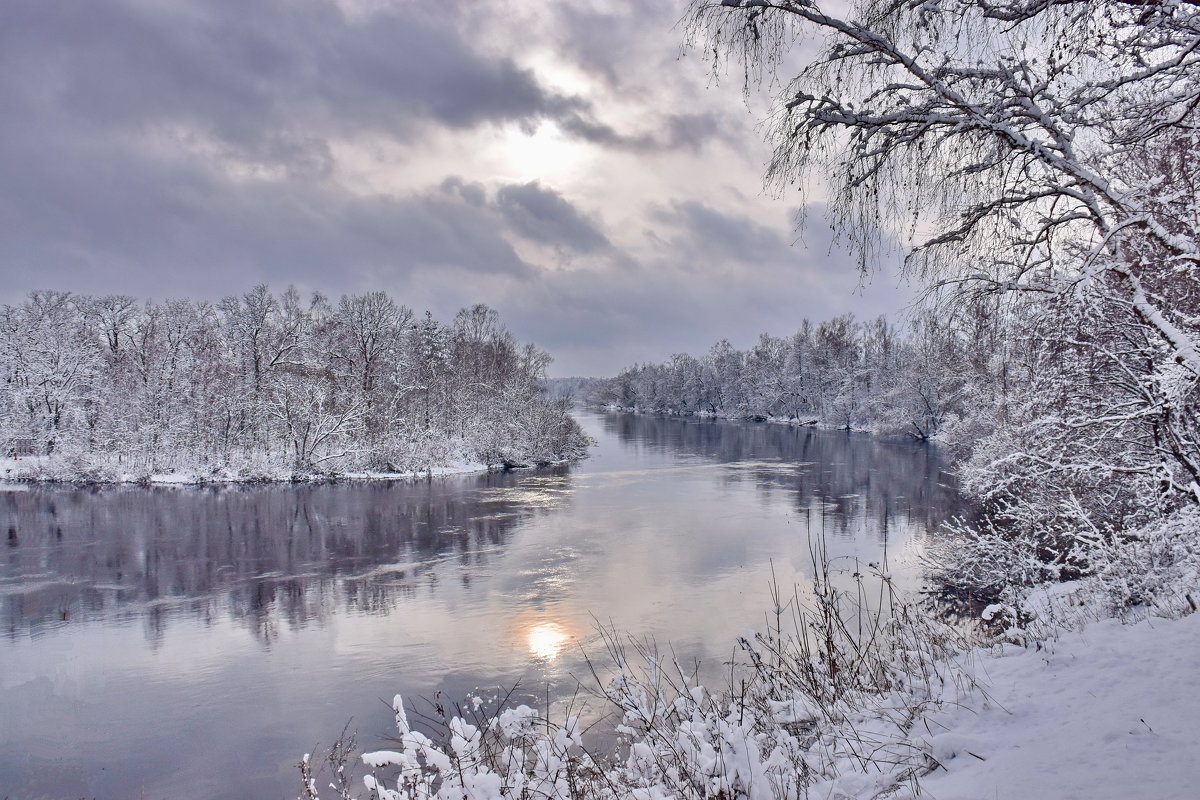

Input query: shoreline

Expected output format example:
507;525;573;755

0;457;498;487
593;403;928;439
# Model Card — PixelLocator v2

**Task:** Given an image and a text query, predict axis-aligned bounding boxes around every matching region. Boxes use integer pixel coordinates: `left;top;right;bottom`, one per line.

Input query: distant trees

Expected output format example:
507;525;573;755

0;288;590;479
594;311;969;438
686;0;1200;537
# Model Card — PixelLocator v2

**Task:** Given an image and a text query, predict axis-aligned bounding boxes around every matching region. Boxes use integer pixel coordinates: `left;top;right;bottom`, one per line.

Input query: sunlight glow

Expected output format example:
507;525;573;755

491;122;589;184
527;621;569;661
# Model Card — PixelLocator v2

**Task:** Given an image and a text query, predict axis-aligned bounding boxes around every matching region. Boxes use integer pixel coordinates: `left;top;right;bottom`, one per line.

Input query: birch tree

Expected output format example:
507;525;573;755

686;0;1200;519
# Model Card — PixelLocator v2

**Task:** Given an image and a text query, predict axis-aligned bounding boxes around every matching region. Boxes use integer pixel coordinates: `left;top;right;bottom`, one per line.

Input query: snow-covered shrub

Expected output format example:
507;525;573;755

314;695;610;800
923;514;1074;603
928;505;1200;635
6;440;123;483
1081;507;1200;615
596;568;972;800
466;392;592;469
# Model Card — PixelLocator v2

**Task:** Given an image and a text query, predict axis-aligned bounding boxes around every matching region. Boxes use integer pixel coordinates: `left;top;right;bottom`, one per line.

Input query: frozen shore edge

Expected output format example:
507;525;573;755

595;403;890;436
0;457;502;487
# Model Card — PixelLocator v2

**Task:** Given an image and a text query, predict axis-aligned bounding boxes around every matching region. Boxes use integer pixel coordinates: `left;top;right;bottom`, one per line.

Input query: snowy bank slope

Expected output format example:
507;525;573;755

0;456;492;485
924;612;1200;800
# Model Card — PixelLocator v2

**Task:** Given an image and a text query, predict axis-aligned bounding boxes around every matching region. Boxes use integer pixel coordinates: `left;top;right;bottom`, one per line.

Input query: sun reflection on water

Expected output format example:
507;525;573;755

527;621;570;661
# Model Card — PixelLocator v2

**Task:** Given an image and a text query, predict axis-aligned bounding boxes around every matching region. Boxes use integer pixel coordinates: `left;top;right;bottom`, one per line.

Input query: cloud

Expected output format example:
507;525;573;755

492;202;913;377
556;110;732;153
0;160;538;300
0;0;914;377
0;0;719;176
496;181;610;253
0;0;593;182
651;200;795;264
552;2;685;89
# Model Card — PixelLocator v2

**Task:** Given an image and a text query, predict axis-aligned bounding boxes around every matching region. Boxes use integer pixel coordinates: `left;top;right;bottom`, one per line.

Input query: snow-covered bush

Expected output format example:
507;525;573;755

340;697;608;800
1080;507;1200;616
927;505;1200;630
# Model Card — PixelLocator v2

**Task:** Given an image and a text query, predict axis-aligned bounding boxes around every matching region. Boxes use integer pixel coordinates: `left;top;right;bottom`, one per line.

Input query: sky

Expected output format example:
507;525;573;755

0;0;913;376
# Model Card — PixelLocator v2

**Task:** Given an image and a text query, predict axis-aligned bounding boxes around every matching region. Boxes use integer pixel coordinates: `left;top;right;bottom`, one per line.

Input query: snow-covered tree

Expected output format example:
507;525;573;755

686;0;1200;528
0;289;591;479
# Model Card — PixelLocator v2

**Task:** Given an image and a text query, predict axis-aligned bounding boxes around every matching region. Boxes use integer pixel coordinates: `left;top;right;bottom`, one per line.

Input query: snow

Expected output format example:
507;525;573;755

923;612;1200;800
980;603;1006;621
0;456;491;486
362;751;406;769
329;462;491;481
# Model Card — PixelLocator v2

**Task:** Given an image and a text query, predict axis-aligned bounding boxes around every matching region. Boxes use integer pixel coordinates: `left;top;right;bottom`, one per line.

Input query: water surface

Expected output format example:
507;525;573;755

0;411;962;799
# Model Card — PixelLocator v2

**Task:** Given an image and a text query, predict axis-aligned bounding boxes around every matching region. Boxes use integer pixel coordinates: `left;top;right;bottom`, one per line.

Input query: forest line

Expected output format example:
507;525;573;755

592;310;986;442
0;286;591;482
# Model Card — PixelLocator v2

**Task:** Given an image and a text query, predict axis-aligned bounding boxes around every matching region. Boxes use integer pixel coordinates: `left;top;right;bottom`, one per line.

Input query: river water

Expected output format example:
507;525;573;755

0;411;962;799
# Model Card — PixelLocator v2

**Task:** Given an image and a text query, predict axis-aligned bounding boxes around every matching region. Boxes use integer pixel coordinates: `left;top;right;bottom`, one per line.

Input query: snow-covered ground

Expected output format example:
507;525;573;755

923;611;1200;799
0;456;491;485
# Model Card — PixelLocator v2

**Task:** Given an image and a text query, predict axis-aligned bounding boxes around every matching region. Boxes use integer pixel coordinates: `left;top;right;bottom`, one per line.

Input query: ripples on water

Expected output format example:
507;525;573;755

0;411;965;799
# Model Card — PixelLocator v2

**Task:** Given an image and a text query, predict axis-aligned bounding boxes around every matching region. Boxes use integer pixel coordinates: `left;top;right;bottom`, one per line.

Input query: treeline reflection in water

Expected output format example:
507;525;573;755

1;470;572;643
1;413;965;646
598;412;966;537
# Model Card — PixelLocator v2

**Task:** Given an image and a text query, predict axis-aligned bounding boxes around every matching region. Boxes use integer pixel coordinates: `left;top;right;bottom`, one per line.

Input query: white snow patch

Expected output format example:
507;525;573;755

339;462;491;481
924;612;1200;800
0;459;492;486
980;603;1006;621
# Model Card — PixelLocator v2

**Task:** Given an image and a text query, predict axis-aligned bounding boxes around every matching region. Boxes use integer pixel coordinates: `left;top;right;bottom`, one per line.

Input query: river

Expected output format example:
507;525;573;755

0;411;963;799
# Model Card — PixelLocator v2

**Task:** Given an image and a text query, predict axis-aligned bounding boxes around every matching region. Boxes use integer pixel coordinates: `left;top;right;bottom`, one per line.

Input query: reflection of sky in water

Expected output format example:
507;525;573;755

0;411;965;800
477;476;573;510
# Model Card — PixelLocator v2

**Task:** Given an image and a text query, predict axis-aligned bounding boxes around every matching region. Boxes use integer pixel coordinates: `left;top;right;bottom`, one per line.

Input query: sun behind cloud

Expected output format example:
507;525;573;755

489;122;593;185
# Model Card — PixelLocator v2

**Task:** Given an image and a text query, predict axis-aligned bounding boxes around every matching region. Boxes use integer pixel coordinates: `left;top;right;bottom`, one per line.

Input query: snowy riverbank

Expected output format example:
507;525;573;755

922;608;1200;799
596;404;854;431
0;455;494;486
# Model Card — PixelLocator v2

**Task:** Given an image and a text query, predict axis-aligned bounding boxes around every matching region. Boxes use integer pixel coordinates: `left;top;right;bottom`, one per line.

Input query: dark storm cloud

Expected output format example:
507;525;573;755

496;181;610;253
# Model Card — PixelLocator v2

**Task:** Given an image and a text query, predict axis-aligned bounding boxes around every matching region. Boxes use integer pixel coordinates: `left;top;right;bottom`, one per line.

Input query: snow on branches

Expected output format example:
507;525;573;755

0;289;591;482
685;0;1200;530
